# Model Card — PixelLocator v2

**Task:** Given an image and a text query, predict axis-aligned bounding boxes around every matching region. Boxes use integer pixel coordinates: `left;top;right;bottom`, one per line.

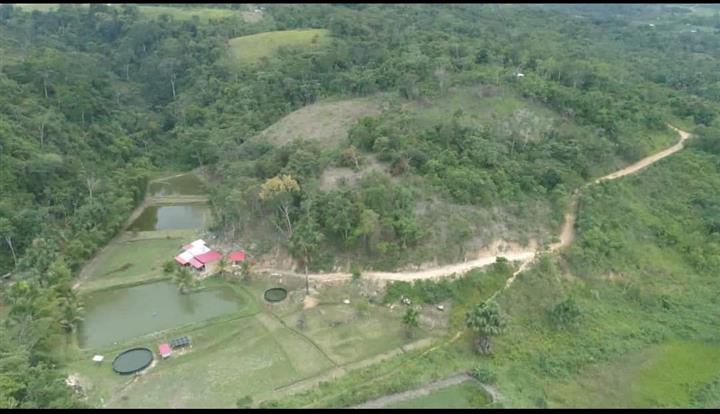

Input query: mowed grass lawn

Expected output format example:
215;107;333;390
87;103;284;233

229;29;330;65
79;237;184;292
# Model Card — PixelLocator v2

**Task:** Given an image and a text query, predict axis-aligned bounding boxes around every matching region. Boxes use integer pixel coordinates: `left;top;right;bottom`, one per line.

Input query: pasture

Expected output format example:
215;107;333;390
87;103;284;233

78;237;185;293
252;97;382;149
229;29;330;66
12;4;259;23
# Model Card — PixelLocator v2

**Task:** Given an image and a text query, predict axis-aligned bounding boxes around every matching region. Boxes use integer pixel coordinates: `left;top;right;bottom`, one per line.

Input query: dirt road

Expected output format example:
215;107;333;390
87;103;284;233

259;125;693;285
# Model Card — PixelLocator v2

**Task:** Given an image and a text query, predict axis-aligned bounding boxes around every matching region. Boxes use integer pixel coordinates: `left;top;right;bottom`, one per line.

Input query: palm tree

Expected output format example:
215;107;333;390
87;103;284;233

239;259;254;283
216;257;230;280
173;266;196;294
402;307;419;339
465;300;508;355
58;295;84;333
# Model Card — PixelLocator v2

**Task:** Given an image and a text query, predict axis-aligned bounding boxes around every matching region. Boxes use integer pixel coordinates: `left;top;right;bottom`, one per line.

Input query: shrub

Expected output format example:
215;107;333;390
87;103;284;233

162;260;175;274
550;297;582;330
236;395;253;408
259;399;280;408
351;263;361;281
470;366;497;384
383;279;453;305
383;281;414;304
355;300;370;318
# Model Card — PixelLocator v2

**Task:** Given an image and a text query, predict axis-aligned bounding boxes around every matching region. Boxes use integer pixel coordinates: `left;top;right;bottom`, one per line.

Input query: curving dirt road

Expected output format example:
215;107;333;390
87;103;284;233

259;125;693;286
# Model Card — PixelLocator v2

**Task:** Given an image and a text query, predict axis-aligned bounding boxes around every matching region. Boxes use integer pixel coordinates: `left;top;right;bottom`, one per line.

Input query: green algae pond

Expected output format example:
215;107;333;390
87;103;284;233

78;281;248;349
127;204;210;231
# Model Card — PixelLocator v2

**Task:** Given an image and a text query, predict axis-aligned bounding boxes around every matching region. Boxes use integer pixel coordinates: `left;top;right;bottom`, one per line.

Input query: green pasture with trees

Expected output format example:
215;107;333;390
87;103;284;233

2;3;720;408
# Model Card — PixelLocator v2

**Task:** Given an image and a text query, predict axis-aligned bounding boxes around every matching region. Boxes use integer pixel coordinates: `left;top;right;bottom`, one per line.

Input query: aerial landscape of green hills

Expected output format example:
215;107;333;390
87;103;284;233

1;3;720;409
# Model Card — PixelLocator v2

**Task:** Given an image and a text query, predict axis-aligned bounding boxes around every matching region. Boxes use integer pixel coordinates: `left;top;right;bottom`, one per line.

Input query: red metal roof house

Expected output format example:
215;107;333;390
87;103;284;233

195;250;222;265
229;250;246;264
174;239;222;272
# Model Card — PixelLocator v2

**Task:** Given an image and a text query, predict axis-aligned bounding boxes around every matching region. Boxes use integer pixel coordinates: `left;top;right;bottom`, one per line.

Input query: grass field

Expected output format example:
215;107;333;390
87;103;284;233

78;237;185;292
12;3;60;12
252;96;382;149
12;4;257;23
65;277;439;408
281;304;416;365
405;84;559;141
134;5;241;22
99;316;334;408
388;380;491;408
228;29;330;65
546;341;720;407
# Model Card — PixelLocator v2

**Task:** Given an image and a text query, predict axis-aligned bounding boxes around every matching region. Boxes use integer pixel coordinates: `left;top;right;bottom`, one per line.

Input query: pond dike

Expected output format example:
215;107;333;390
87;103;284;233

75;173;209;291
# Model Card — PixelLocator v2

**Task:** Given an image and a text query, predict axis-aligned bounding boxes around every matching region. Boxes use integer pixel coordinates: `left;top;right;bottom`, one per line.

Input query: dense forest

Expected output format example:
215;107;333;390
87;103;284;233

1;3;720;408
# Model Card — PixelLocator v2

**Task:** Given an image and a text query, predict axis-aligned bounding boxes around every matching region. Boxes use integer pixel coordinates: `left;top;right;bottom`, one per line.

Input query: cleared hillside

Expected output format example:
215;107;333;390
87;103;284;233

229;29;330;65
253;97;383;149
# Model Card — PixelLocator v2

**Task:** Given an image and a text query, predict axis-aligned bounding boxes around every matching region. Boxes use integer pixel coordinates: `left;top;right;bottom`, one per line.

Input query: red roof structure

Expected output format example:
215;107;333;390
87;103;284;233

229;251;246;262
189;258;204;269
195;250;222;264
159;343;172;359
175;255;188;265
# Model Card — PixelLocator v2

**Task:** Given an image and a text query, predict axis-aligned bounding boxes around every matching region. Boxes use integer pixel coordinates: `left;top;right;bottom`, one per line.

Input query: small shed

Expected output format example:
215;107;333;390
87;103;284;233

159;343;172;359
229;250;246;265
92;355;104;365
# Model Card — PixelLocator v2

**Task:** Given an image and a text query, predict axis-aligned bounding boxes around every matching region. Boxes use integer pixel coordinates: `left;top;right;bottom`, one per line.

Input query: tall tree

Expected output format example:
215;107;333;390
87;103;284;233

402;307;419;338
465;300;508;355
259;175;300;239
173;266;196;294
289;213;324;295
0;218;17;267
57;294;84;333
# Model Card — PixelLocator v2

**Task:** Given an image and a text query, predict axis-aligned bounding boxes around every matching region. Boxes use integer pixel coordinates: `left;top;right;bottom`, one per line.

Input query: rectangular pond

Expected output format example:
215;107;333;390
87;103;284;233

78;281;247;349
149;173;206;196
128;204;210;231
388;380;491;408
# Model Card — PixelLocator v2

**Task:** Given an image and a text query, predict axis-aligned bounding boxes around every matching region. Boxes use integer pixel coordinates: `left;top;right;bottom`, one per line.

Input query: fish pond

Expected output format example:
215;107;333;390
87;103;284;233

128;204;210;231
78;281;248;349
148;173;206;196
387;380;491;408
